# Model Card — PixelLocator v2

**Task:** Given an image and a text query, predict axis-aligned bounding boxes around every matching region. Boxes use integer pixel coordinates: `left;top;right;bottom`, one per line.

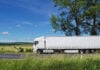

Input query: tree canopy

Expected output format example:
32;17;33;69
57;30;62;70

50;0;100;36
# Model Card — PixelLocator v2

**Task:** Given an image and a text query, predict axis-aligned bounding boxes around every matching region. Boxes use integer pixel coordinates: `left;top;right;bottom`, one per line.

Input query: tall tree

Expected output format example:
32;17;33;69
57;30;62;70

51;0;100;36
51;0;84;36
83;0;100;35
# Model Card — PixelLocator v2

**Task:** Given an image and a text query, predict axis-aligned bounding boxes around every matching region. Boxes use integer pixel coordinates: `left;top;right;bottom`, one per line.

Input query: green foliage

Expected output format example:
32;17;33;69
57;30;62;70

83;0;100;35
51;0;100;36
25;48;33;52
18;47;24;53
51;14;60;31
51;0;84;36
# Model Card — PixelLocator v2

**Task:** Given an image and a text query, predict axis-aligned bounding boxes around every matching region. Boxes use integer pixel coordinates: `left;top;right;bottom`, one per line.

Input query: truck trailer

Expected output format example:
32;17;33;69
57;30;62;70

33;36;100;54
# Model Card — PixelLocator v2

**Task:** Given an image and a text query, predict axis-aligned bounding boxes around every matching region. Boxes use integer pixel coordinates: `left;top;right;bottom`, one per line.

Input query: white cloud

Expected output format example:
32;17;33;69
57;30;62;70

16;24;21;27
22;21;33;25
15;21;33;28
1;32;9;35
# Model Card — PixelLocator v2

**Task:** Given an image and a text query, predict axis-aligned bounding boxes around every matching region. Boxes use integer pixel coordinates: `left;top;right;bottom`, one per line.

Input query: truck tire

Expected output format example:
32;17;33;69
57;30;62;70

90;49;96;53
79;50;84;54
37;49;43;54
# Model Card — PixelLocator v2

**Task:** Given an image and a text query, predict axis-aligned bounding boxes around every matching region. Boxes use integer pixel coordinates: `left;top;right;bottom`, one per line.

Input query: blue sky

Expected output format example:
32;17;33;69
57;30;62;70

0;0;64;42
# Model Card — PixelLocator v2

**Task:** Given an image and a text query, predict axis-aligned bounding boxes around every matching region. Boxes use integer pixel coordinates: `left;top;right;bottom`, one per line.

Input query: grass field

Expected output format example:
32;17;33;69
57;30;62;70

0;54;100;70
0;44;33;53
0;43;100;70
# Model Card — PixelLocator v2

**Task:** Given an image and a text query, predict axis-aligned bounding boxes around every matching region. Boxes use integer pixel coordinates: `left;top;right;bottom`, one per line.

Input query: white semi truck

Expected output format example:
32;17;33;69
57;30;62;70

33;36;100;54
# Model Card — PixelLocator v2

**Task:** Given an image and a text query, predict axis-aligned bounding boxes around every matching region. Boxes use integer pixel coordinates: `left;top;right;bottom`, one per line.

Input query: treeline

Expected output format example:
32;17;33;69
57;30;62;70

0;42;33;46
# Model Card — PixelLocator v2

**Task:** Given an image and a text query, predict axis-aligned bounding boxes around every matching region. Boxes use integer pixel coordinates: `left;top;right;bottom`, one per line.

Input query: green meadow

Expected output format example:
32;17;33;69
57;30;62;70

0;43;100;70
0;43;33;53
0;54;100;70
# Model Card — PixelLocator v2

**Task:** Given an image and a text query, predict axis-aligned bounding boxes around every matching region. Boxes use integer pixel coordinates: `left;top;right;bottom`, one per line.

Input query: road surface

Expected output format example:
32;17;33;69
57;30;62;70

0;54;24;59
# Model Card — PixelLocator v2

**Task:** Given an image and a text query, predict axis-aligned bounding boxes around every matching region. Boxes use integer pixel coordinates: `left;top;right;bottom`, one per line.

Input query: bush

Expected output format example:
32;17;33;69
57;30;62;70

25;48;33;52
18;47;24;52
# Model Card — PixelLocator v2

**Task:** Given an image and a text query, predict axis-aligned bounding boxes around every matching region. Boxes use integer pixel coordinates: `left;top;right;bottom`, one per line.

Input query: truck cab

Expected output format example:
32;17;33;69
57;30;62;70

33;37;45;53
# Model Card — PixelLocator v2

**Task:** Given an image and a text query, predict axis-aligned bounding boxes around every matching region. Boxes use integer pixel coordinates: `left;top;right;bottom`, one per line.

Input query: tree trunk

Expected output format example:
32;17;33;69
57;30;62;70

91;0;97;35
91;14;97;35
75;17;80;36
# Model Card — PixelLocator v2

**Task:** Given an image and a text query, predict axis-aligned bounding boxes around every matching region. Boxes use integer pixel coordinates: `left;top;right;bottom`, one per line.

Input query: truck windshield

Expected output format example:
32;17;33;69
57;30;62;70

34;41;39;45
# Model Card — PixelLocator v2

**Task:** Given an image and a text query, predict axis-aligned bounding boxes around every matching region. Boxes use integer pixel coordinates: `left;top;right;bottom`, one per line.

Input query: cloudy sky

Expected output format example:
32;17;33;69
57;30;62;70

0;0;64;42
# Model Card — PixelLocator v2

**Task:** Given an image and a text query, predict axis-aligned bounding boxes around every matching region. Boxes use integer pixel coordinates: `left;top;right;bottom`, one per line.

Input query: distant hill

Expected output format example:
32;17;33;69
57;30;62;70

0;42;33;46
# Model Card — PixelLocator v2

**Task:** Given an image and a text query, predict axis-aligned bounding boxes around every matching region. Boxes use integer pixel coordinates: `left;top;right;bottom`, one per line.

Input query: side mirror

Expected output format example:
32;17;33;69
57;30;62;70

34;41;39;45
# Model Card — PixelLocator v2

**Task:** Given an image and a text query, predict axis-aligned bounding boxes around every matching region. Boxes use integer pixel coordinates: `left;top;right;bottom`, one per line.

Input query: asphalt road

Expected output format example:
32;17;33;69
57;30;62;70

0;54;24;59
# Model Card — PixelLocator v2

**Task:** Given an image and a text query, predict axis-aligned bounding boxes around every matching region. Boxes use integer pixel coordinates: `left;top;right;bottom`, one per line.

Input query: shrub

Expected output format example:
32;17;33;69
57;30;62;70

25;48;33;52
18;47;24;52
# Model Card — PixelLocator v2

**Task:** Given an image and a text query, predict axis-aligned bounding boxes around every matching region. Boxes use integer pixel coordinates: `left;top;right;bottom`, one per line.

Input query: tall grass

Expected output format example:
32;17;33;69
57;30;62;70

0;54;100;70
0;44;33;53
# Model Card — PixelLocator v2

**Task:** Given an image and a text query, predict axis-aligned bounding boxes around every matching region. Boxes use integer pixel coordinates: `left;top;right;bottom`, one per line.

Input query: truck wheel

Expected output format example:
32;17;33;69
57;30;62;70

60;50;64;54
91;49;96;53
85;50;90;54
79;50;84;54
37;49;43;54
